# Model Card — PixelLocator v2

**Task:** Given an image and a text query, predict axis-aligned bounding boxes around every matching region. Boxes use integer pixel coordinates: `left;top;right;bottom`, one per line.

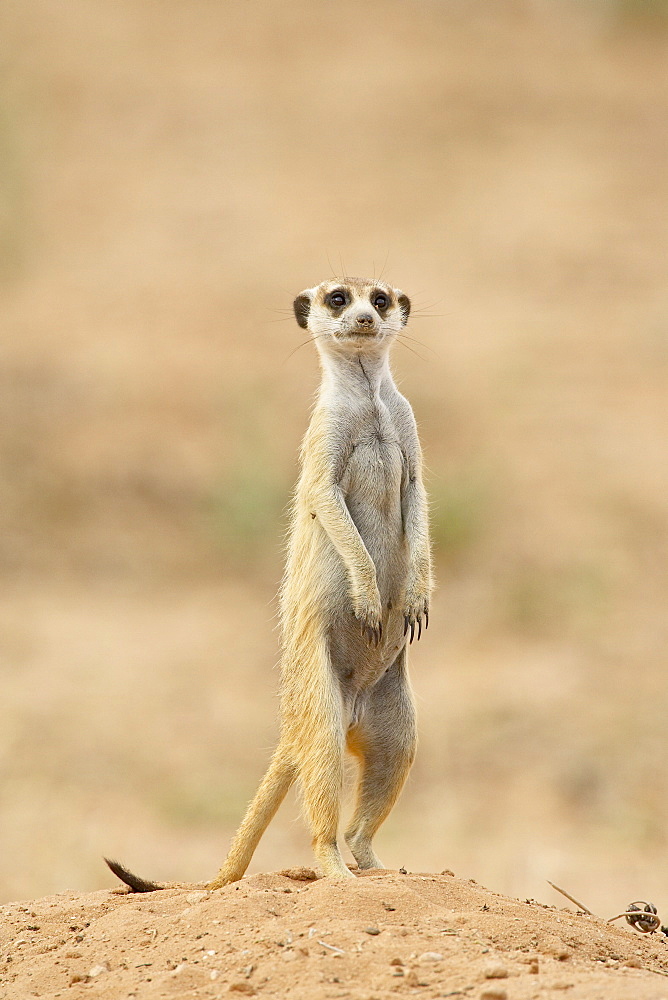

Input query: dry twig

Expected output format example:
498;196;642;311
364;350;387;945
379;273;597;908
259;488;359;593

546;880;593;915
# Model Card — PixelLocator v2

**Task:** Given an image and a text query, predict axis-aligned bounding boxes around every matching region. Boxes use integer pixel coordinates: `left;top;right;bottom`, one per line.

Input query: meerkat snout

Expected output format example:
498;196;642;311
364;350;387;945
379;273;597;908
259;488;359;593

355;312;375;330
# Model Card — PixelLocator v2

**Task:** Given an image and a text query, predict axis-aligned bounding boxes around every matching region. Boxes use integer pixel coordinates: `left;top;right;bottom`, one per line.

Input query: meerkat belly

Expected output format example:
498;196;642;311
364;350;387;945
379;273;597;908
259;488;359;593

343;437;407;593
327;437;410;693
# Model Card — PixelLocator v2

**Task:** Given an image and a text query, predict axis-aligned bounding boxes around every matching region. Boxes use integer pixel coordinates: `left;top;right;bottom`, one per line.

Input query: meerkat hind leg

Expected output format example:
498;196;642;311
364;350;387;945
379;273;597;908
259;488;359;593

302;756;354;879
296;714;353;879
344;653;417;870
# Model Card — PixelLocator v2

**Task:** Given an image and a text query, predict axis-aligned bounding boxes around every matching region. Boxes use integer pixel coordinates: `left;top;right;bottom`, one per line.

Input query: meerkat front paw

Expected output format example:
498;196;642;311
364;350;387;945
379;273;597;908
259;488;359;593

353;591;384;647
403;594;429;644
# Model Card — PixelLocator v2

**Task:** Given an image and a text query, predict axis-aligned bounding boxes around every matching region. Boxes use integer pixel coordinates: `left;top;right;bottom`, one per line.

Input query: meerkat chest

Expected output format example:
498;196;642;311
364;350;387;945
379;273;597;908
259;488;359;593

340;402;407;504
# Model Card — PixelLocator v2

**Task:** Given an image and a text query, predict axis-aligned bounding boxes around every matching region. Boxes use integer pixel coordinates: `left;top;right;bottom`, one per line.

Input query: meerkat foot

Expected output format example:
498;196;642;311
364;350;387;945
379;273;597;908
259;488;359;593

359;619;382;647
354;604;383;647
313;840;356;879
207;866;246;890
403;598;429;644
352;588;384;647
344;831;384;871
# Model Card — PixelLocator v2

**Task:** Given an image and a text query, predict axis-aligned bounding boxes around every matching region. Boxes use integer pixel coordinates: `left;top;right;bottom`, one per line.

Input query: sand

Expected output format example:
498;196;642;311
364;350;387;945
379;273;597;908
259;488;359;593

2;868;668;1000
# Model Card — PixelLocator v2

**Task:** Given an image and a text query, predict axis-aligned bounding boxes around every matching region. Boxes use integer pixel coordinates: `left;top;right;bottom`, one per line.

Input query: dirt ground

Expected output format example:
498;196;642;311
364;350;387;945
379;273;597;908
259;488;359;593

3;869;668;1000
1;1;668;992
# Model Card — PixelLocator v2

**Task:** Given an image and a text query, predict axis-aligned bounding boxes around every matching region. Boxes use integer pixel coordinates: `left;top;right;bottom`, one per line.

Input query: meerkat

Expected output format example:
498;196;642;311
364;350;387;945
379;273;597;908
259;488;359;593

106;276;432;892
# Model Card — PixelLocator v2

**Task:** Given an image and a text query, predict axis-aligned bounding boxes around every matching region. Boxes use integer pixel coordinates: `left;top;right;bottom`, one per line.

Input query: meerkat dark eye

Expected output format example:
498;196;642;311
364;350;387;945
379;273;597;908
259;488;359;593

372;293;389;311
326;290;348;310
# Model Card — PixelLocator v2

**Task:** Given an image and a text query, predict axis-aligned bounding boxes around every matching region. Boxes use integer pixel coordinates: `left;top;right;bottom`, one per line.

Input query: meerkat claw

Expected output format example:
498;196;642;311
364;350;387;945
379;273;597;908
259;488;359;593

362;623;380;647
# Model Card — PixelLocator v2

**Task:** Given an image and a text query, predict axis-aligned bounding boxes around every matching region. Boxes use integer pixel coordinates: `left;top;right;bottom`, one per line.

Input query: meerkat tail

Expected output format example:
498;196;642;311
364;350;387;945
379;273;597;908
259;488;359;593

207;748;297;889
104;751;296;894
104;858;208;893
104;857;166;892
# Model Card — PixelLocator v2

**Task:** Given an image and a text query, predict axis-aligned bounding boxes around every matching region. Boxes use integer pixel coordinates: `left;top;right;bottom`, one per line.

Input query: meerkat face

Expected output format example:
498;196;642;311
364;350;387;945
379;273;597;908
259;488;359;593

293;278;410;354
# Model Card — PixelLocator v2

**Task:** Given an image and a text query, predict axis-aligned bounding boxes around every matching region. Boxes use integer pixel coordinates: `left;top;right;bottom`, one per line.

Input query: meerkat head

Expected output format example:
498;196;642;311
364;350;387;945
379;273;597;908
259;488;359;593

293;277;410;356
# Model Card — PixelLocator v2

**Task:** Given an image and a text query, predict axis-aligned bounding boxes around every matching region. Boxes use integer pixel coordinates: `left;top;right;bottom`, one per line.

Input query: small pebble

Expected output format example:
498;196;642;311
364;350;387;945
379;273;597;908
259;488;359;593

624;958;642;969
276;866;317;881
229;983;255;995
419;951;444;963
88;964;108;978
185;891;208;904
483;963;508;979
529;959;539;974
389;957;404;966
480;989;507;1000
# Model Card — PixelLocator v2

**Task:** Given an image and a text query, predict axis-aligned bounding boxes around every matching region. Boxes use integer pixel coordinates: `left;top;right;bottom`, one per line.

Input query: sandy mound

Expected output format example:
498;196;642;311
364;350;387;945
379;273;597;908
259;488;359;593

2;869;667;999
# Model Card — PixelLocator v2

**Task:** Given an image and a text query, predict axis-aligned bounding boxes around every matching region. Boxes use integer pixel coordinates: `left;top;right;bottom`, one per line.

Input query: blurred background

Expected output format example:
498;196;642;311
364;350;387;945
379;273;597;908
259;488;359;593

1;0;667;914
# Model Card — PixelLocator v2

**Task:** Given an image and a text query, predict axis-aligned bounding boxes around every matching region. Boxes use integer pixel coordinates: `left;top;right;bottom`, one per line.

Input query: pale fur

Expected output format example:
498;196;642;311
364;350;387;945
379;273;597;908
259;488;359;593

106;277;432;893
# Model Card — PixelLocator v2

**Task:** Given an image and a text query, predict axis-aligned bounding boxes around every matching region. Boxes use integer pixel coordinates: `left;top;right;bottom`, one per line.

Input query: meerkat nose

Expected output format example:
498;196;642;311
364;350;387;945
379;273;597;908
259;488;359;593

355;313;375;328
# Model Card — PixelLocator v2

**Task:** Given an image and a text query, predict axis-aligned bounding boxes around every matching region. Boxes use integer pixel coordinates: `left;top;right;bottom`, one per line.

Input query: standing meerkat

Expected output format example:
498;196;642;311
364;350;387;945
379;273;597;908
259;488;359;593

106;276;432;891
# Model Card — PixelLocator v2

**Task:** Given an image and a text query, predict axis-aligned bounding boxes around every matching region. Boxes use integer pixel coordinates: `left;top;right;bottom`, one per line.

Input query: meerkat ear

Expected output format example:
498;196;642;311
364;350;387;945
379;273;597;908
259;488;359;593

293;291;312;329
397;292;411;326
